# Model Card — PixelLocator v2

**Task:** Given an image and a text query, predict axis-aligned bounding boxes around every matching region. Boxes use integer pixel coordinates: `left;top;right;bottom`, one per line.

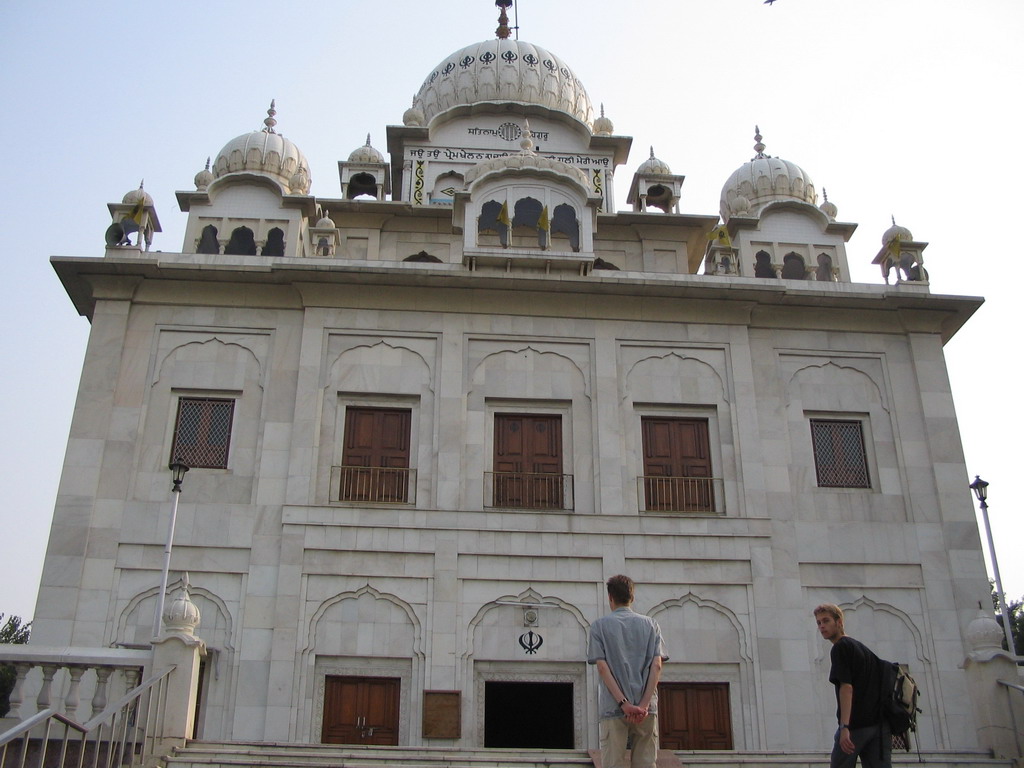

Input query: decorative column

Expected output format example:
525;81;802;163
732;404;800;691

149;577;206;755
961;609;1023;760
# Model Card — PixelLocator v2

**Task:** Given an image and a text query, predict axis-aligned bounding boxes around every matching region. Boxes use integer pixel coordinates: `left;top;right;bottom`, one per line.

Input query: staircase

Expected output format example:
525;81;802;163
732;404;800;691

163;741;1019;768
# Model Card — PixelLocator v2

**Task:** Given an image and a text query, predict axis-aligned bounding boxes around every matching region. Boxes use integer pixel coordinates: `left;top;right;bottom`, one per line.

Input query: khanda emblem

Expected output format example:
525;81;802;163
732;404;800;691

518;630;543;655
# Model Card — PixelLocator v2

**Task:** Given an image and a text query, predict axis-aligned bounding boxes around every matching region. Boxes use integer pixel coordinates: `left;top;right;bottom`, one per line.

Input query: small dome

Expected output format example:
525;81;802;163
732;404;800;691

212;101;311;195
162;579;201;636
730;193;751;217
403;104;426;127
966;609;1005;652
348;134;386;164
122;182;153;207
412;37;593;129
882;217;913;245
637;147;671;176
194;158;214;191
819;188;838;220
316;208;336;229
720;127;817;222
593;104;614;136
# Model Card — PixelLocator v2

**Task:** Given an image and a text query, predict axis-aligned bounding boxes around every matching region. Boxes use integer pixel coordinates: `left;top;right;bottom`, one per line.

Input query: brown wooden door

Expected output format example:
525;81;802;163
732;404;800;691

322;676;400;745
493;414;562;508
641;417;713;511
658;682;732;750
341;407;411;502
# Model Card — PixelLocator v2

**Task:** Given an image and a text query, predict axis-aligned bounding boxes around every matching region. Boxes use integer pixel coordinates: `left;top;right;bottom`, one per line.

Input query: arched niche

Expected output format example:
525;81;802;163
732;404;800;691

300;585;423;746
314;338;436;505
263;227;285;256
197;224;219;254
784;359;904;521
135;334;267;505
781;251;807;280
431;172;463;205
650;593;757;749
225;225;257;256
467;590;589;662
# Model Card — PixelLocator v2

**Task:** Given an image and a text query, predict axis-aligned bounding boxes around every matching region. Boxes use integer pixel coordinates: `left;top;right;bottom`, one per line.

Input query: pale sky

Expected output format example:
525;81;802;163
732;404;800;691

1;0;1021;622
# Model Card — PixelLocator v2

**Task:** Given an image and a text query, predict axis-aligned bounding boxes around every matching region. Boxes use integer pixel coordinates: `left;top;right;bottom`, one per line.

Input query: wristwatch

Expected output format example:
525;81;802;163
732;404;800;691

618;697;628;706
840;724;849;729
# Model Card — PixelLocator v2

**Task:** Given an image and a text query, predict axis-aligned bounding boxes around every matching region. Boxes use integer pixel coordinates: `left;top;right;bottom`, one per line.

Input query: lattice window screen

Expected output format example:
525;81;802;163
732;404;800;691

810;419;870;488
171;397;234;469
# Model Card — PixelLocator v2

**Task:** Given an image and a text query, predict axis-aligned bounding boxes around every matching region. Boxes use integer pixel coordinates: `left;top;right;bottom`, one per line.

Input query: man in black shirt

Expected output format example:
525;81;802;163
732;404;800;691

814;603;891;768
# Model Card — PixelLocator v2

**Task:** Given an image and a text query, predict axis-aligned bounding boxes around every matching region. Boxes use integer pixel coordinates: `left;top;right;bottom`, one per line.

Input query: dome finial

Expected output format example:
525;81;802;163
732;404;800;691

819;188;838;220
593;103;614;136
263;100;278;134
891;214;897;226
649;146;655;159
753;126;767;159
365;133;372;147
496;0;513;39
520;118;535;154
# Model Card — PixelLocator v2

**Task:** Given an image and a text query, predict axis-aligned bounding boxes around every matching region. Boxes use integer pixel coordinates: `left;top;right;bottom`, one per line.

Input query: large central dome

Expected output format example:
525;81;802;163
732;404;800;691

412;38;594;130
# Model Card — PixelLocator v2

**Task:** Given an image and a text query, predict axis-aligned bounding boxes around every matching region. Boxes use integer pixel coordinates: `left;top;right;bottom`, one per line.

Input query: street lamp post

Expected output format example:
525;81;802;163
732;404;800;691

152;459;189;639
969;475;1016;656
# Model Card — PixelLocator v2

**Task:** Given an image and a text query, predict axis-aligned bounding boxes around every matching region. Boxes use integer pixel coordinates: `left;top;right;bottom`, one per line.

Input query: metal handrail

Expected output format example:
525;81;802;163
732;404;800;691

330;465;416;504
483;471;575;510
1;666;174;768
637;475;724;513
998;679;1024;694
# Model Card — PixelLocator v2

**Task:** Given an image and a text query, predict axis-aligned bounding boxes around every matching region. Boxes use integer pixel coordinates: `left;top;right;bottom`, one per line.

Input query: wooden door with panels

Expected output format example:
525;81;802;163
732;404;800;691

657;682;733;750
340;407;411;503
493;413;563;508
321;675;400;746
641;417;714;512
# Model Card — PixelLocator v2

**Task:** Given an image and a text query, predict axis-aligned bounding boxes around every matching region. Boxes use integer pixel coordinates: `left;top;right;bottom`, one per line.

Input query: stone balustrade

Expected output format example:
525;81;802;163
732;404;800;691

0;646;152;724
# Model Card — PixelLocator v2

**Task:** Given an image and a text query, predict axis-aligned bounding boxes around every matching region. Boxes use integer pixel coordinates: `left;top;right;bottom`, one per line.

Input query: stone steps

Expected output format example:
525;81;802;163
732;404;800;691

163;741;1017;768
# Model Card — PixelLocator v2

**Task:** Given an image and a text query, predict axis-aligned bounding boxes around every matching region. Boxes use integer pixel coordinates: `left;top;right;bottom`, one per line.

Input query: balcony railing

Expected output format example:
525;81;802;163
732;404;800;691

0;667;173;768
330;465;416;504
484;471;574;510
638;475;723;513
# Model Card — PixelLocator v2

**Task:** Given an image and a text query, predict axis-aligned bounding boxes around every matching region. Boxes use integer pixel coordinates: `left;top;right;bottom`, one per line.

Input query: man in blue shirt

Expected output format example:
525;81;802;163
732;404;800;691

587;575;668;768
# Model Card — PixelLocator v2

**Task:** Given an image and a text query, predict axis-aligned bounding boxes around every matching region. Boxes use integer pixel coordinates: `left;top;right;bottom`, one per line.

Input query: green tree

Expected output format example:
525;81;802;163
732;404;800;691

0;613;32;717
989;583;1023;657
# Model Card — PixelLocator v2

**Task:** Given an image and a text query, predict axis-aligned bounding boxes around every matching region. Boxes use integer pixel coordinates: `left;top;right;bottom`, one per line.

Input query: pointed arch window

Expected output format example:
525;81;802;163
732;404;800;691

479;200;509;246
512;197;542;232
754;250;776;278
225;226;257;255
551;204;580;252
781;252;806;280
347;172;379;200
197;225;219;254
263;227;285;257
815;253;834;282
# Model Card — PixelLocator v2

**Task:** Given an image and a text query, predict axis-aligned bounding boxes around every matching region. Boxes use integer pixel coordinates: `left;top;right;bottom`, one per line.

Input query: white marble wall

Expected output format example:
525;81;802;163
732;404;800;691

34;259;991;752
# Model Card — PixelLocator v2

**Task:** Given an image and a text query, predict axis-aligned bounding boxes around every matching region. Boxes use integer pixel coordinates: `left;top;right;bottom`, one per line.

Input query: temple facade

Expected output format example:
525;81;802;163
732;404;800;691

34;5;991;754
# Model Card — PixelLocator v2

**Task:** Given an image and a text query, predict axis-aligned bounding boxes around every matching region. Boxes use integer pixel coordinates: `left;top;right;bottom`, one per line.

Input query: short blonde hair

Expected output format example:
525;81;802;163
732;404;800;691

813;603;844;624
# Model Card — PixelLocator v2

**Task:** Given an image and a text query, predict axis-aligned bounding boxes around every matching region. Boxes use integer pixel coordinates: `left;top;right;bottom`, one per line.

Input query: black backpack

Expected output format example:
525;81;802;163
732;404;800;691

880;660;921;748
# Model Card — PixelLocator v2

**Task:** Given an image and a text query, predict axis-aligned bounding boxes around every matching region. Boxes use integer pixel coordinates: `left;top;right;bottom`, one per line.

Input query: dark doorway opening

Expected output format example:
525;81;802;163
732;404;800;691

484;681;573;748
